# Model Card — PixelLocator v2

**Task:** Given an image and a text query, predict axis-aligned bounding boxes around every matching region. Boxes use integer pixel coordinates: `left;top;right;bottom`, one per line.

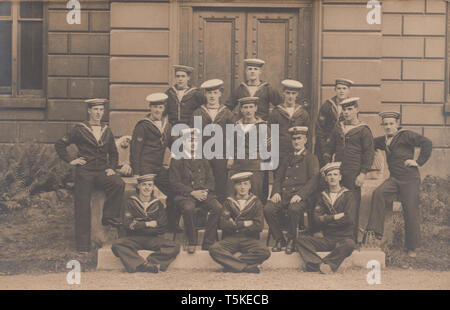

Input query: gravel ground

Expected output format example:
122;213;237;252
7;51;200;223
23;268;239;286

1;268;449;290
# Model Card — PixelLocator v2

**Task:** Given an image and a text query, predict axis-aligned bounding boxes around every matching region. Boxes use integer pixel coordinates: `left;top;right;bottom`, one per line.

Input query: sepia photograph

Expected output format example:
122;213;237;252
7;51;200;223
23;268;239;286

0;0;449;296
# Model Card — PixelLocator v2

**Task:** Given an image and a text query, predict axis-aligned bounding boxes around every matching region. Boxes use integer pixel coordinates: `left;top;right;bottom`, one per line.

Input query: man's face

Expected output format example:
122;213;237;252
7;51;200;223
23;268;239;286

175;71;190;89
342;105;358;121
381;117;400;136
88;105;105;122
149;104;165;120
234;180;251;196
335;84;350;100
284;89;299;105
291;134;307;151
240;103;257;119
326;170;342;187
245;66;262;82
206;89;221;105
138;180;154;196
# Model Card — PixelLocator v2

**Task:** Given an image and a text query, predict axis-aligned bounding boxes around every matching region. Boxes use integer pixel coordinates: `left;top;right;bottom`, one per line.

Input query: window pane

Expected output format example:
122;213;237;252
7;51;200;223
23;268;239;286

0;21;12;93
20;21;43;90
0;2;11;16
20;1;43;18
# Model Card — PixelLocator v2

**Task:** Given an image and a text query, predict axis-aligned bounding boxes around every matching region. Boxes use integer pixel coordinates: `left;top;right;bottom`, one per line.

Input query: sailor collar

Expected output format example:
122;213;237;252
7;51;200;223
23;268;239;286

227;194;258;214
321;187;349;213
78;122;109;144
130;195;161;215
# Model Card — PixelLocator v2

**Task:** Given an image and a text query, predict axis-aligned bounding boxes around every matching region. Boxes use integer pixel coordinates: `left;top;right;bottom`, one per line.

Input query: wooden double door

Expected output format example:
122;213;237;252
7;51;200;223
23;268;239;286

179;5;313;103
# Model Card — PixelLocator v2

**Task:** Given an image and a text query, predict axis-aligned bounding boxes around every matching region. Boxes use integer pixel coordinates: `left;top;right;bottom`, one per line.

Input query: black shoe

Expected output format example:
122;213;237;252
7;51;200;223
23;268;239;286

159;263;169;272
223;267;237;273
285;239;295;255
242;265;260;274
136;262;158;273
201;243;211;251
272;239;286;252
187;245;196;254
102;217;122;228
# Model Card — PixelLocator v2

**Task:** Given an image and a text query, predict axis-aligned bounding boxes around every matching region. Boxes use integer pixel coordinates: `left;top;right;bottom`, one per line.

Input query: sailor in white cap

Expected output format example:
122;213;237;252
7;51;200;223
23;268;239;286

296;161;356;274
209;172;270;273
228;58;281;120
315;78;354;167
264;126;319;254
55;98;124;253
363;111;432;257
189;79;234;202
112;173;180;273
323;96;374;242
166;65;205;125
268;79;310;165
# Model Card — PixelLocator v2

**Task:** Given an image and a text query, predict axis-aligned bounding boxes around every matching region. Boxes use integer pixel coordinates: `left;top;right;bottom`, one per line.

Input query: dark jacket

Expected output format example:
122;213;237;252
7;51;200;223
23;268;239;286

228;82;281;120
219;194;264;239
316;96;342;143
325;122;375;174
272;150;319;205
55;121;118;171
123;195;168;236
268;104;310;156
169;157;216;201
374;129;432;180
166;86;205;125
129;115;172;175
314;188;356;239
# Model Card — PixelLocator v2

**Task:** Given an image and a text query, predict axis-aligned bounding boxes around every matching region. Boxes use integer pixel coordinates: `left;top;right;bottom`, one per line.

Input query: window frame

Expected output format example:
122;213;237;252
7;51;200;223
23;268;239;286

0;1;47;108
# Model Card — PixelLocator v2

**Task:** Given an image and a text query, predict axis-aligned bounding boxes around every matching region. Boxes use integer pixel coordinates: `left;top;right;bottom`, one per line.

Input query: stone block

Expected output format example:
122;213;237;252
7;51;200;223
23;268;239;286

425;0;447;13
402;104;444;125
110;57;169;83
89;56;109;77
323;5;381;31
424;82;444;103
110;30;169;56
48;78;68;98
0;110;45;121
423;127;449;148
48;1;110;10
48;10;89;31
48;55;89;77
381;81;423;103
322;60;381;86
47;100;87;121
110;84;169;110
109;111;145;137
70;33;109;55
382;0;425;13
419;148;450;179
403;15;446;35
381;59;401;80
69;78;109;99
381;14;401;35
425;38;445;58
110;2;170;28
323;33;381;58
382;37;424;58
403;59;445;80
18;122;68;143
90;11;110;32
0;122;18;143
48;33;68;54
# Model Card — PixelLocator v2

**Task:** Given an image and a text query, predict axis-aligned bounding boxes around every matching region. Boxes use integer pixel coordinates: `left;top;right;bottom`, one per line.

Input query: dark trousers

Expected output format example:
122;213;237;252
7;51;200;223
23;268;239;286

210;159;228;203
296;235;355;272
227;170;269;204
342;171;361;241
151;168;177;232
209;236;271;272
366;177;421;250
264;200;306;241
74;168;125;251
177;197;222;246
111;235;180;272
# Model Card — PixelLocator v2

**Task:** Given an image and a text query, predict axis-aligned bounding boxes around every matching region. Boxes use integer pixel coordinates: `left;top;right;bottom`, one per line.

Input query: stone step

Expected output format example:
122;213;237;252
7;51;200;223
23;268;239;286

97;246;385;271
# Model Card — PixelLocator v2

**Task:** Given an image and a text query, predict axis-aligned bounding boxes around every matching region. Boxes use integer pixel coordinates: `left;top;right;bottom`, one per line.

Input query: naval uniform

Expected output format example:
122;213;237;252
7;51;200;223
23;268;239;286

366;129;432;250
315;96;343;167
209;194;271;272
129;115;178;231
111;196;180;272
324;121;375;239
55;121;125;252
264;149;319;241
166;86;206;126
190;104;235;202
228;82;281;120
296;188;356;272
169;157;223;247
227;117;271;204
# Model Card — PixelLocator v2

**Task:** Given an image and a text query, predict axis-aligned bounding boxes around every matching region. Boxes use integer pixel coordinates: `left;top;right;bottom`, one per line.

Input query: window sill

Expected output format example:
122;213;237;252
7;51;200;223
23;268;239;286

0;97;46;109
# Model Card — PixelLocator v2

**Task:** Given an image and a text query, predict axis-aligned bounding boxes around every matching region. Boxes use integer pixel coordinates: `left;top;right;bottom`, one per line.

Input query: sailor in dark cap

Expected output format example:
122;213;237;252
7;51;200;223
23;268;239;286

111;174;180;273
323;97;374;241
264;126;319;254
209;172;270;273
227;96;271;204
190;79;235;202
268;79;310;167
228;58;281;120
315;78;354;167
169;128;223;253
166;65;206;126
55;98;125;253
296;162;356;274
363;111;432;257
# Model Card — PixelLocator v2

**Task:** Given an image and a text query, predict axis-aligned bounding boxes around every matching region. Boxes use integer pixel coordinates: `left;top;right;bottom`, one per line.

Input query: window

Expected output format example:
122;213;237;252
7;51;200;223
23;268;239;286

0;1;44;98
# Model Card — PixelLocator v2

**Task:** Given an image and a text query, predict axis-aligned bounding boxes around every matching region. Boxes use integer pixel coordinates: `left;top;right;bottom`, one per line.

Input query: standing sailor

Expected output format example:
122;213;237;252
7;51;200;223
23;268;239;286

55;98;125;253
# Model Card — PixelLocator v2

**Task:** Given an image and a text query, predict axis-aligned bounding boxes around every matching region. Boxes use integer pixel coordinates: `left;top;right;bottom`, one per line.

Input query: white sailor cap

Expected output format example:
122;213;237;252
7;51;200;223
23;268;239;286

85;98;108;108
230;171;253;183
281;79;303;90
238;96;258;106
288;126;308;137
137;174;157;183
339;97;360;108
200;79;224;91
244;58;265;67
320;162;342;176
173;65;194;74
146;93;168;105
379;111;401;120
335;78;354;87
